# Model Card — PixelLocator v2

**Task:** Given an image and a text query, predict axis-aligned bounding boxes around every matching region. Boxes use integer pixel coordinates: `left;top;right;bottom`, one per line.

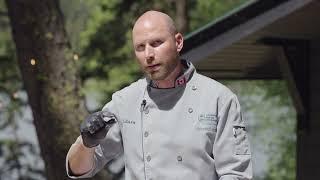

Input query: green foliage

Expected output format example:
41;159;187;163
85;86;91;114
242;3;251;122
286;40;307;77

189;0;248;31
0;138;45;179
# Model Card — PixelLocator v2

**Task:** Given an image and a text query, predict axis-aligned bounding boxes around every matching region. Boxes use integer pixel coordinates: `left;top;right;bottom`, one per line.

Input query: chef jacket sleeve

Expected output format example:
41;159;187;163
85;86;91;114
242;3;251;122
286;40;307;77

66;92;124;179
213;94;253;180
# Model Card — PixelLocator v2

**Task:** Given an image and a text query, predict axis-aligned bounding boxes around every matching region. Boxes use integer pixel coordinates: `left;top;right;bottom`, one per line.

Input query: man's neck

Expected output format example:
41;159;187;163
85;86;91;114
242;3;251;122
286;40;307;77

154;62;183;88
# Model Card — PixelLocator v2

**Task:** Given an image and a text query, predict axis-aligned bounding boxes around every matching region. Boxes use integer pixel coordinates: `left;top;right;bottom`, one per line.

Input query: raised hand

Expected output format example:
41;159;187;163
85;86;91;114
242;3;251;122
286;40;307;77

80;111;116;148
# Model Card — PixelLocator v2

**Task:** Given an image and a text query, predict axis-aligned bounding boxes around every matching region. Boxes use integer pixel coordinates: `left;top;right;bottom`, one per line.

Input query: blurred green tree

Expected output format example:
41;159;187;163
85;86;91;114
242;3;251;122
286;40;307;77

189;0;248;30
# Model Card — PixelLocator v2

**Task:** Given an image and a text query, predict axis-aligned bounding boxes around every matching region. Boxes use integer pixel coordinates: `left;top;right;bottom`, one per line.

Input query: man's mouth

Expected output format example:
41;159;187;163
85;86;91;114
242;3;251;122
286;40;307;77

147;64;161;72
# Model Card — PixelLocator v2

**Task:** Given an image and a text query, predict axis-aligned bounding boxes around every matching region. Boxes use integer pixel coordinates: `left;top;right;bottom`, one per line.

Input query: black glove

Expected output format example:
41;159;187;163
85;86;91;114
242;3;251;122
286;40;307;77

80;111;116;148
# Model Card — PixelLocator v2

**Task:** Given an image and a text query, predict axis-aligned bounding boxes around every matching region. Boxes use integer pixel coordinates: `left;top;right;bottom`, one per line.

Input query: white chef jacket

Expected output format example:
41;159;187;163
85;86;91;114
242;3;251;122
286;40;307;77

66;60;252;180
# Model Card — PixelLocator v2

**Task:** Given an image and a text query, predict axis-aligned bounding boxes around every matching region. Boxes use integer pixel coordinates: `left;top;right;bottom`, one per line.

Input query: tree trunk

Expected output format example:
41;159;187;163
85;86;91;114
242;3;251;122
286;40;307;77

5;0;110;179
175;0;189;34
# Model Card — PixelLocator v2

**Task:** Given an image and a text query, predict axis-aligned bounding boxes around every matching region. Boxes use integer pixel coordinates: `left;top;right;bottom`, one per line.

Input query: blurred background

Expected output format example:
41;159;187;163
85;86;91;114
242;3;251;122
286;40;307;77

0;0;302;179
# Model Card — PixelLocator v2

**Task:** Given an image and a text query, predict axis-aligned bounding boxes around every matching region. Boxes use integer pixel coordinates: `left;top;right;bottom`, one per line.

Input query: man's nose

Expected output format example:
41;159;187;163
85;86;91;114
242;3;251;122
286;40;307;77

145;45;155;62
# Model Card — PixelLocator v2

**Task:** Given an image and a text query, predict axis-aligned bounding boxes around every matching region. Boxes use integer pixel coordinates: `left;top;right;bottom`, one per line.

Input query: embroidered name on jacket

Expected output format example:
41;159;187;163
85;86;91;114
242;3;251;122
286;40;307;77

123;119;136;125
196;114;218;131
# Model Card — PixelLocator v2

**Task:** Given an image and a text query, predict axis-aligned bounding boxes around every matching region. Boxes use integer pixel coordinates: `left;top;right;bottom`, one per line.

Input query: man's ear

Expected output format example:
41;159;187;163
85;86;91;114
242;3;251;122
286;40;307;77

175;33;184;53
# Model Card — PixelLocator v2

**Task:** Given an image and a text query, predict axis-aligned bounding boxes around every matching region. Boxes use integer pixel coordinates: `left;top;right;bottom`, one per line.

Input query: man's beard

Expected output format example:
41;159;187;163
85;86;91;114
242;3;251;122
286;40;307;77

144;60;178;80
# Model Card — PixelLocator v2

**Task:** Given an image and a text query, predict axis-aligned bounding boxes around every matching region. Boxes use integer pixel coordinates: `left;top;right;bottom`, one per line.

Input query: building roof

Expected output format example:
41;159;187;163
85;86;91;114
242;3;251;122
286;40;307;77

181;0;317;79
182;0;288;53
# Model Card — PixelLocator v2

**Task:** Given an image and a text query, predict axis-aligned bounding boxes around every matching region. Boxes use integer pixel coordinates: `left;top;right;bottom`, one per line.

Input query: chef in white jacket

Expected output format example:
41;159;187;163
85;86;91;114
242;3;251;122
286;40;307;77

66;10;252;180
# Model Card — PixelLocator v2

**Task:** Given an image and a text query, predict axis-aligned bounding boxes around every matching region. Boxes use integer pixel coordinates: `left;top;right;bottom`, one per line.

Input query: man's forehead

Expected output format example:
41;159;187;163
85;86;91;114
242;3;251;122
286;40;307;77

132;25;170;44
133;20;167;34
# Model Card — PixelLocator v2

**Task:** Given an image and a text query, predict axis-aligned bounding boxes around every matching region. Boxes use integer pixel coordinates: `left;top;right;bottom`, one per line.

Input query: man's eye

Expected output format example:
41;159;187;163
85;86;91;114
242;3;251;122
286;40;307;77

136;45;145;51
151;40;163;47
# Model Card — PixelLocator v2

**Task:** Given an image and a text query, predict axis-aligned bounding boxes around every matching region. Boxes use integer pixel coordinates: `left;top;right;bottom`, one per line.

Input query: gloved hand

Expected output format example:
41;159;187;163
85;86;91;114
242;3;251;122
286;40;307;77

80;111;116;148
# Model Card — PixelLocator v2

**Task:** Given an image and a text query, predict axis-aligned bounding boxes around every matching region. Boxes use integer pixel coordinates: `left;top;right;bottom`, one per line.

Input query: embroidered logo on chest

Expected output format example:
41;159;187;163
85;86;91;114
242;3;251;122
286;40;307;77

196;113;218;131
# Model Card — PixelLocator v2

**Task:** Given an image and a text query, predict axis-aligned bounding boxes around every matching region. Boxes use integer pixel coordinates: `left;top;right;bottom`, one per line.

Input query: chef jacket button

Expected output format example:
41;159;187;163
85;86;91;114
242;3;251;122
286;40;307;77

146;155;151;162
177;155;182;162
144;131;149;137
144;108;149;114
192;85;197;90
188;108;193;113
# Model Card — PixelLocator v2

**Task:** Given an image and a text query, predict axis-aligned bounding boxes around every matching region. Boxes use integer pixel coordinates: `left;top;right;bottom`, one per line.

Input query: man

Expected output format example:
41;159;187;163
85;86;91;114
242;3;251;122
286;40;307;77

66;10;252;180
